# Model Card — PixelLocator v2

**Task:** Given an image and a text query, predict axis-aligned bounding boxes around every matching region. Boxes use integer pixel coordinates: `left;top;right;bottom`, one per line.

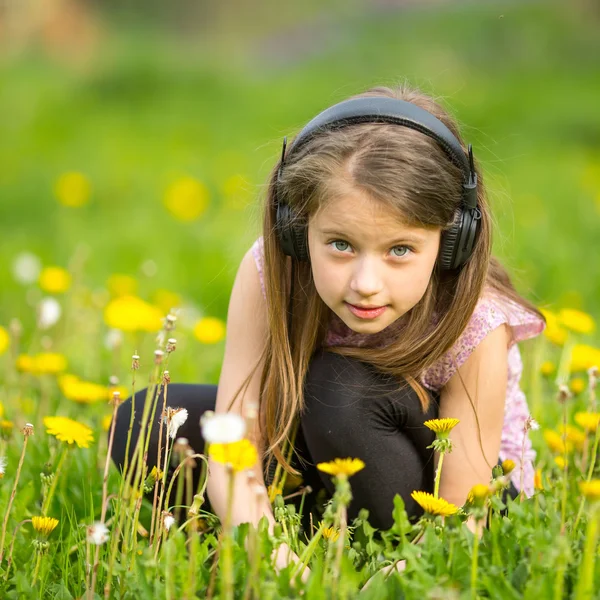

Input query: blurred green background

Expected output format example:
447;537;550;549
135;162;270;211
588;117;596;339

1;0;599;386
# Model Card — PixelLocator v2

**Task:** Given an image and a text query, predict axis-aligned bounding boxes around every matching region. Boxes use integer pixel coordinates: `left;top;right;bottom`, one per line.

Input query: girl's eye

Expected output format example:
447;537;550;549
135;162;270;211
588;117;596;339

328;240;413;258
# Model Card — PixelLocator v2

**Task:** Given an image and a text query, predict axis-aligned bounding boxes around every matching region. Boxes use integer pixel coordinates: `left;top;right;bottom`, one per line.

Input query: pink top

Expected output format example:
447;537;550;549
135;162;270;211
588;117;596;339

251;236;545;496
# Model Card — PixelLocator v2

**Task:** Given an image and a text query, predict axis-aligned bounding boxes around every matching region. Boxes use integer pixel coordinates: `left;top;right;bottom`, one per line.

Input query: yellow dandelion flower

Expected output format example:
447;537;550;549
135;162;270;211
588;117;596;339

0;420;14;436
106;274;138;298
151;289;182;315
559;424;586;450
501;459;516;475
540;308;567;346
544;430;567;454
104;295;163;333
411;490;458;517
43;416;94;449
555;456;567;470
32;516;59;537
209;439;258;472
322;526;340;542
534;468;543;491
574;412;600;433
570;377;587;395
267;483;283;500
101;414;113;432
466;483;491;506
423;418;460;435
558;309;595;335
39;266;71;294
59;374;107;403
540;361;556;377
193;317;226;344
0;401;3;419
317;457;365;478
579;480;600;502
570;344;600;374
54;171;91;207
164;176;209;222
0;326;9;355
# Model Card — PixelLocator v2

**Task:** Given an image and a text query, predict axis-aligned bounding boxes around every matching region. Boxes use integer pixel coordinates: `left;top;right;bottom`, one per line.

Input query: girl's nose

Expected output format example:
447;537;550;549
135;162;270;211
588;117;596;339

349;257;384;298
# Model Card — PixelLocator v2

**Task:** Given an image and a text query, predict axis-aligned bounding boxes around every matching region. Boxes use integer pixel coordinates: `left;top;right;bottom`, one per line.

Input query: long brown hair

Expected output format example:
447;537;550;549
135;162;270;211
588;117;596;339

229;83;545;475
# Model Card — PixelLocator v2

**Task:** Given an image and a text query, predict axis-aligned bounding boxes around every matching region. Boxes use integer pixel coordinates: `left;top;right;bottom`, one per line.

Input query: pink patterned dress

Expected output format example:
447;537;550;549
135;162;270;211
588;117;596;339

251;236;545;496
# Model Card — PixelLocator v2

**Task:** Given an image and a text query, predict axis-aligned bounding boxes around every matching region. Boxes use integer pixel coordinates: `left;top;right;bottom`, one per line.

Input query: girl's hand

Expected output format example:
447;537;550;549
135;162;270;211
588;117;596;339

272;542;312;584
360;559;406;591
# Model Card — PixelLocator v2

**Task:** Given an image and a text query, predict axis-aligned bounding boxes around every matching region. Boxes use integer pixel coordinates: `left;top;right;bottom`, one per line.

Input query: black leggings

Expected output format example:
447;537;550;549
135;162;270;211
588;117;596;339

110;349;515;531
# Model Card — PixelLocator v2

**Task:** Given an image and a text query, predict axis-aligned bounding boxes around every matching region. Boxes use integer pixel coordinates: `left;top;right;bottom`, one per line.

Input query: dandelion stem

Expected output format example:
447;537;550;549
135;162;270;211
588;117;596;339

574;504;599;600
574;421;600;531
41;445;68;516
470;520;482;600
433;452;445;499
31;549;43;587
221;465;236;600
0;433;31;563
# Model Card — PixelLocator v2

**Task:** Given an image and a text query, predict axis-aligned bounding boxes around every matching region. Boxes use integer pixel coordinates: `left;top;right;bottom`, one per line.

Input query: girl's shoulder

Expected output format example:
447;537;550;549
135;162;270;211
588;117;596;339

420;288;546;391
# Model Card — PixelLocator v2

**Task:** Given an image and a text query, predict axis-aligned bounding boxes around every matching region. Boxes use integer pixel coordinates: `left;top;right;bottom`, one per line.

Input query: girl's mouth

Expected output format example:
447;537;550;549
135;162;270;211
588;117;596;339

345;302;388;320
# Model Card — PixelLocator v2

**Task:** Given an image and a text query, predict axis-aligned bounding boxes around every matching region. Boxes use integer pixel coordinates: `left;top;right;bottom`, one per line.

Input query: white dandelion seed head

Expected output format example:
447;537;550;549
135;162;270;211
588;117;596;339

86;522;109;545
104;329;123;350
0;456;7;475
140;259;158;277
163;514;175;531
12;252;41;285
37;297;62;330
201;412;246;444
168;408;189;439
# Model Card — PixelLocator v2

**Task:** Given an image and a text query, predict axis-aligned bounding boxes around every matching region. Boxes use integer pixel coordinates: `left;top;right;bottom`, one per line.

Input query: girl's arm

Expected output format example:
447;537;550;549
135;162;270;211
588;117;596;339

436;323;511;508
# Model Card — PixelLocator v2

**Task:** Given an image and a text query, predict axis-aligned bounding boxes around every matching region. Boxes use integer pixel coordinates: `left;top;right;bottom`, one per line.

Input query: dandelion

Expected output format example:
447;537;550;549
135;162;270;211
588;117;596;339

322;526;340;543
106;274;138;298
162;407;188;440
104;295;163;333
555;456;567;470
0;456;6;478
54;171;91;207
101;414;113;432
540;361;556;377
0;327;9;355
163;512;175;531
558;309;595;335
544;430;567;454
87;522;109;545
163;176;209;222
559;424;586;450
317;458;365;478
0;420;14;440
39;266;71;294
410;490;458;517
574;412;600;433
12;251;41;285
570;377;587;395
193;317;226;344
200;412;246;444
423;418;460;437
501;459;516;475
540;308;568;346
104;329;123;351
579;480;600;502
534;469;543;491
16;353;68;376
570;344;600;373
32;516;59;537
267;483;283;499
37;297;62;330
44;416;94;449
209;439;258;473
466;484;491;507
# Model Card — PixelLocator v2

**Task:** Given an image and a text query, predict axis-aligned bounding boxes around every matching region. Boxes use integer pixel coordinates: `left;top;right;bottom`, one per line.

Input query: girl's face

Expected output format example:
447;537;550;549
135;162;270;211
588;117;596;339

307;190;442;334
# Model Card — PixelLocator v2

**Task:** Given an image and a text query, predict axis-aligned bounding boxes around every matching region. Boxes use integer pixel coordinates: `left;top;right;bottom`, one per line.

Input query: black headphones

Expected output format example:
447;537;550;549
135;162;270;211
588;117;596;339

274;96;482;271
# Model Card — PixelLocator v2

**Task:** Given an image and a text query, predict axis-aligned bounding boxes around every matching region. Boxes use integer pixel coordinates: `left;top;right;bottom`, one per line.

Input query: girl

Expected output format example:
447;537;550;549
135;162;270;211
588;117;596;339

110;83;546;564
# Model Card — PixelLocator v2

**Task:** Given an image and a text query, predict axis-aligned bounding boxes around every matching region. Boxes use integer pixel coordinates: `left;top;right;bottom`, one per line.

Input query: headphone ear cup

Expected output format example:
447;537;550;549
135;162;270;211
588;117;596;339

439;209;462;271
276;202;309;261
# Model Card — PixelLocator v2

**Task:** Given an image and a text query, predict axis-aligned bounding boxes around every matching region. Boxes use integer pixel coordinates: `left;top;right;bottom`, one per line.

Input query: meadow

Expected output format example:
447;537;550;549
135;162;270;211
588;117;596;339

1;0;600;597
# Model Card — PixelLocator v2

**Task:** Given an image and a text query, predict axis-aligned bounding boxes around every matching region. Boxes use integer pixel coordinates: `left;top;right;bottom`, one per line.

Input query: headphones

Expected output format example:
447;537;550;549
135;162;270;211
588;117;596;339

274;96;482;271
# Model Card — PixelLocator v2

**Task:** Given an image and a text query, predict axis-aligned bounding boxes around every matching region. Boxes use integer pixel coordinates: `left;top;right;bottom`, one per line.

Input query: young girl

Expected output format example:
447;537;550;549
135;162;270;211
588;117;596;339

111;83;546;560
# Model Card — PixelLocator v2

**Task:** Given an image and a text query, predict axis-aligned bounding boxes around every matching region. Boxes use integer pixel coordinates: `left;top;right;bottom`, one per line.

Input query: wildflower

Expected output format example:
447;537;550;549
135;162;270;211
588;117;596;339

570;345;600;373
43;416;94;449
200;412;246;444
570;377;587;395
39;267;71;294
555;456;567;470
574;412;600;433
58;374;111;404
162;512;175;531
466;484;490;507
410;490;458;517
104;295;163;333
193;317;226;344
424;418;460;438
317;458;365;478
267;484;283;500
534;469;543;491
163;176;209;222
54;171;91;207
37;298;62;330
540;361;556;377
104;329;123;350
525;415;540;431
106;274;138;298
16;353;68;376
0;420;14;440
579;480;600;502
0;456;6;478
86;522;109;545
559;424;586;450
0;327;9;355
544;430;567;454
101;415;112;432
322;526;340;543
558;309;595;335
162;407;188;439
540;309;567;346
12;251;41;285
501;459;516;475
31;516;59;537
209;439;258;472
